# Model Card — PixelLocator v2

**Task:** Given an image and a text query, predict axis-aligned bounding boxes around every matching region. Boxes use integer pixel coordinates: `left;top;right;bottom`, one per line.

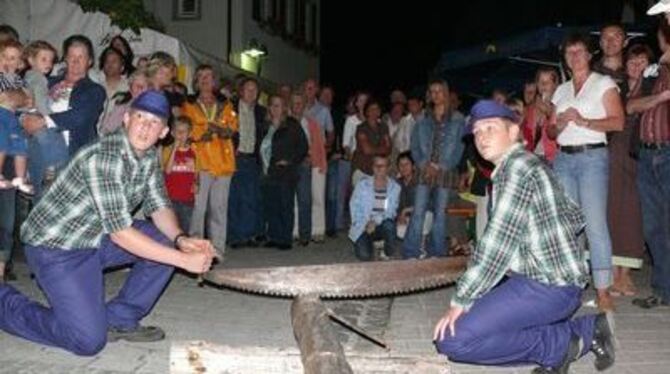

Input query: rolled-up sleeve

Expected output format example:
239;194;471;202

82;153;133;234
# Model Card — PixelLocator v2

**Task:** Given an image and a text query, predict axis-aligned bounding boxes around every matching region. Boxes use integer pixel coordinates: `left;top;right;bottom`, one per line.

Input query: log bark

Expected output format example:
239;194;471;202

290;294;353;374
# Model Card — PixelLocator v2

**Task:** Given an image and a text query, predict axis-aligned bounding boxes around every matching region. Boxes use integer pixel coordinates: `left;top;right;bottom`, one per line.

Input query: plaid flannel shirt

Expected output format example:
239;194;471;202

21;129;171;249
452;144;589;310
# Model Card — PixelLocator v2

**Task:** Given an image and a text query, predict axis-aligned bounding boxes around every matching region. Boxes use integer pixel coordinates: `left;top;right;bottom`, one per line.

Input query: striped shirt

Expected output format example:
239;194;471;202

371;187;387;224
21;129;171;249
0;72;25;92
452;144;589;310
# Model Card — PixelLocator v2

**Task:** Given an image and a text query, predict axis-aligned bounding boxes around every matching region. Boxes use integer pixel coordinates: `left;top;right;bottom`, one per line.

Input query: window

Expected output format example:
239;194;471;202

173;0;201;20
309;2;317;45
252;0;263;22
293;0;306;40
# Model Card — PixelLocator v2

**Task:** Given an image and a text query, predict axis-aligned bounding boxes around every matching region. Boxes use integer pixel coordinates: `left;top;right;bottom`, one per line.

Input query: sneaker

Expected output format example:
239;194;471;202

632;295;669;309
108;325;165;343
11;177;34;195
532;334;581;374
591;312;615;371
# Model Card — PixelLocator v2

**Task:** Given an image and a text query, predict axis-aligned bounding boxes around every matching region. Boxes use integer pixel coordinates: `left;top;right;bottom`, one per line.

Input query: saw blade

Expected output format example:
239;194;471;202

204;257;467;298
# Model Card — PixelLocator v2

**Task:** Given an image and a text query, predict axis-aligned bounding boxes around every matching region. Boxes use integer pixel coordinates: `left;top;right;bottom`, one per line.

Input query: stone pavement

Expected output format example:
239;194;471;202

0;237;669;373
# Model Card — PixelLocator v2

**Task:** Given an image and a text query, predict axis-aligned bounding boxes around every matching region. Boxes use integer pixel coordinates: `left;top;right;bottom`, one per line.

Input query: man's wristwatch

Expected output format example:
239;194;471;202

173;233;188;248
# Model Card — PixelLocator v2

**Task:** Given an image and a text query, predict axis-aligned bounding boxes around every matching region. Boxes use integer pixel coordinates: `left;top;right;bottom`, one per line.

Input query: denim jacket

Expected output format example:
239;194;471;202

348;176;400;242
410;111;465;171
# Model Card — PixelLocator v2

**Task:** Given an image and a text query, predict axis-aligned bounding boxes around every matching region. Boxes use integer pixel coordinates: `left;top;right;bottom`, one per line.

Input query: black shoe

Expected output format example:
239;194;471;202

632;295;669;309
299;239;310;247
591;313;615;371
532;334;580;374
108;325;165;343
229;242;244;249
246;239;260;248
325;230;337;238
276;243;292;250
264;241;278;248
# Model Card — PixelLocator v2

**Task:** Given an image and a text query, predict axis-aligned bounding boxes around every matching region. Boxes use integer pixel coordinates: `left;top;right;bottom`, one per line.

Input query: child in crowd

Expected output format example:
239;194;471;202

23;40;69;195
0;89;30;192
0;39;32;193
0;39;24;91
161;116;197;232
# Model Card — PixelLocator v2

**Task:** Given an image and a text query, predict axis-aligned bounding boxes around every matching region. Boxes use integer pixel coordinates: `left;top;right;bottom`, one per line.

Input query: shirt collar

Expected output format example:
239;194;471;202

491;143;524;180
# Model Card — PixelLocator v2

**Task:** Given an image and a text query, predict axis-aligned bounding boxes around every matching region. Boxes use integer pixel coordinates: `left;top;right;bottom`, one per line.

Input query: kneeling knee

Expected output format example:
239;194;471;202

68;330;107;356
435;331;475;360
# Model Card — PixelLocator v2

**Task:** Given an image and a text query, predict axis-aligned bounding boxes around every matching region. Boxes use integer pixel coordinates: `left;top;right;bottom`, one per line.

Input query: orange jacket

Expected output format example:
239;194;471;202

181;99;239;177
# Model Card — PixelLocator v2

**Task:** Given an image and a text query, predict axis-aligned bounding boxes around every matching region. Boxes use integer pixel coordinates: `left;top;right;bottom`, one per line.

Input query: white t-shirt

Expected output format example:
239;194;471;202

552;72;618;146
342;114;363;153
393;113;418;153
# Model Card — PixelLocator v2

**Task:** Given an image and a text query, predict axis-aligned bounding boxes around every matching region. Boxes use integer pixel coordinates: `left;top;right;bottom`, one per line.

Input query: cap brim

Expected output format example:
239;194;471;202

648;2;670;15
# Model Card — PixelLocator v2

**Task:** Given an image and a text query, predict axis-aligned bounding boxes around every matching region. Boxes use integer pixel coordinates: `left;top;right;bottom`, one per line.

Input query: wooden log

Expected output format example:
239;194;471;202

170;341;451;374
290;294;353;374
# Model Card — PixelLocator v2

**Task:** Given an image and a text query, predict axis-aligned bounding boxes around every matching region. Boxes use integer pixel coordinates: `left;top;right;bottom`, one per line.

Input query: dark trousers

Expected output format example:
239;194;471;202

637;147;670;302
435;275;596;368
264;178;296;246
228;156;262;244
0;188;15;263
353;219;396;261
0;220;174;356
171;200;193;235
296;162;312;241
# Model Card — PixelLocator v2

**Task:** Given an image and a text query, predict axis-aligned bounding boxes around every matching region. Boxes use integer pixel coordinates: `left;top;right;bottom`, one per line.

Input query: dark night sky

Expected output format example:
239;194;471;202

320;0;647;106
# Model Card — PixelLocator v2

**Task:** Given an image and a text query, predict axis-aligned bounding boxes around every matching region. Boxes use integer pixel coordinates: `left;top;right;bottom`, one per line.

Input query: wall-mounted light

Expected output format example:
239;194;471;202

242;38;268;58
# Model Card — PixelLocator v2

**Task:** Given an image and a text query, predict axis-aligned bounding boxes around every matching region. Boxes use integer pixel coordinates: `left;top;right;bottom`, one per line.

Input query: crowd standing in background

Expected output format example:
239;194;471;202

1;8;670;371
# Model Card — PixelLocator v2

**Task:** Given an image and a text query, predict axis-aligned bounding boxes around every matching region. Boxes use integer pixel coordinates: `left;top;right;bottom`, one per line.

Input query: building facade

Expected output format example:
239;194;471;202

144;0;320;85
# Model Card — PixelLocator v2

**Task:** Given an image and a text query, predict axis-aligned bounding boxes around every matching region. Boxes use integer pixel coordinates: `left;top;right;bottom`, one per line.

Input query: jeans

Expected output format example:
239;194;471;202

436;275;596;368
326;159;352;233
353;219;396;261
402;184;450;258
28;129;69;198
554;148;612;289
264;178;296;246
0;220;174;356
227;156;262;244
637;147;670;302
326;159;339;233
295;162;312;241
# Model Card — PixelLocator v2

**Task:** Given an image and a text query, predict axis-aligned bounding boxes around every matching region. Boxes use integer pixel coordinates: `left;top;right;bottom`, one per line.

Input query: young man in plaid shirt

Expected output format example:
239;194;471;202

433;100;615;374
0;90;215;356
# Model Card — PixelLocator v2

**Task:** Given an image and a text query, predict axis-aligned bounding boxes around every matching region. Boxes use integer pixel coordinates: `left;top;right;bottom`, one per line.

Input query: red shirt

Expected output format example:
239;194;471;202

164;148;196;204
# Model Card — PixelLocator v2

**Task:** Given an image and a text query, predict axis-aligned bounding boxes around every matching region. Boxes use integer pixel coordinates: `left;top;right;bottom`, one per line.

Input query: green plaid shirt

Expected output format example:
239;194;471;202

21;129;171;249
452;144;589;310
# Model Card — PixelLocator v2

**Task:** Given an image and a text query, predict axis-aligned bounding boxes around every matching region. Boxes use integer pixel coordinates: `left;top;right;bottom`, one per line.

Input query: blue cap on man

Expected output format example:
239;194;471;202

466;99;519;134
130;90;171;120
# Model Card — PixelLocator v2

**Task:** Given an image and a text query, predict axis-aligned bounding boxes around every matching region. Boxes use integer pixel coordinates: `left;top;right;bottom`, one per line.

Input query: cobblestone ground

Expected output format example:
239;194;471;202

0;237;669;373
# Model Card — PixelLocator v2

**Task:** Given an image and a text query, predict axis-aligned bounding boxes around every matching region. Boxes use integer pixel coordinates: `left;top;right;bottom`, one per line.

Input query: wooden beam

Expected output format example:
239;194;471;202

170;341;451;374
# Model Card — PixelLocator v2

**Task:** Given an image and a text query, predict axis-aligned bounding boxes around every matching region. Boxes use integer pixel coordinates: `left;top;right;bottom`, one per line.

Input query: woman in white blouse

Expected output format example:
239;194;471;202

549;33;624;312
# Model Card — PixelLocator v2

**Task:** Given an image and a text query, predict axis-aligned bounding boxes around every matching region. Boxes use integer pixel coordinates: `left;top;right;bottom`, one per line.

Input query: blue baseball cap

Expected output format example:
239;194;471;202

130;90;170;120
466;100;519;134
